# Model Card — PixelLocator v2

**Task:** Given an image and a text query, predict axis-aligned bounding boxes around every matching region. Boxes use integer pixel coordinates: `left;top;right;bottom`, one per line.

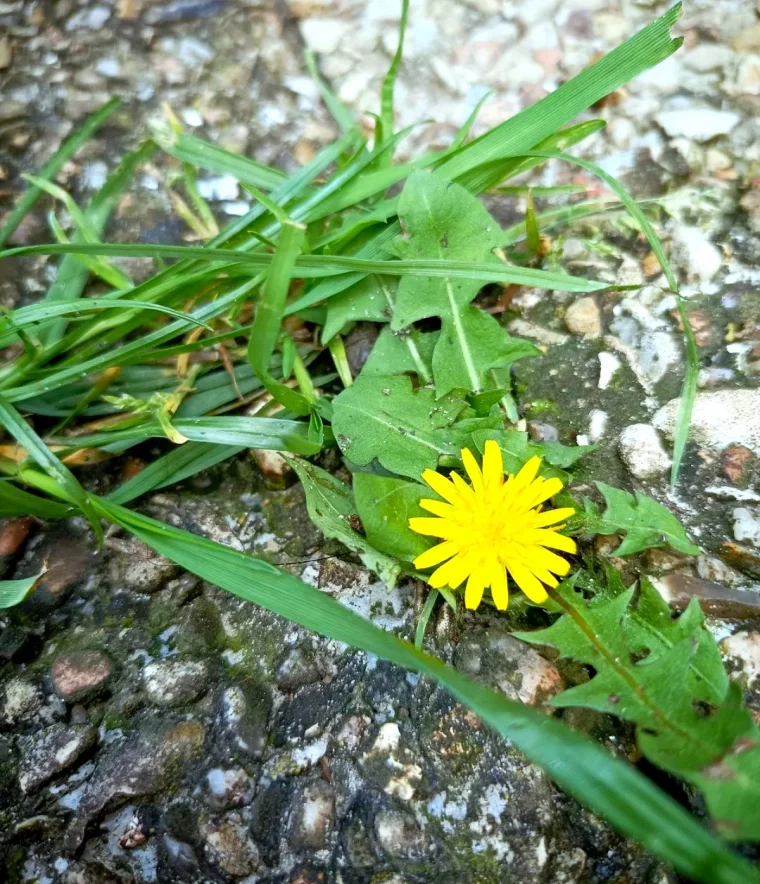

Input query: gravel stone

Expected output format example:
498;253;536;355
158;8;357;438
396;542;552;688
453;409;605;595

143;659;210;707
289;778;336;850
654;389;760;454
202;817;259;877
564;296;602;337
618;424;672;480
52;650;112;702
18;723;97;793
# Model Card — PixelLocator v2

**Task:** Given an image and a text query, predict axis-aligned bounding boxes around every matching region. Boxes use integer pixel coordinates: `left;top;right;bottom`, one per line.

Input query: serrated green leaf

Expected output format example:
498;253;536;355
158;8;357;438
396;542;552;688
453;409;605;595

331;374;466;479
469;428;591;481
353;472;430;562
391;171;503;331
582;482;700;556
287;457;400;587
322;275;395;342
360;327;437;381
517;578;760;839
390;169;539;395
432;306;540;397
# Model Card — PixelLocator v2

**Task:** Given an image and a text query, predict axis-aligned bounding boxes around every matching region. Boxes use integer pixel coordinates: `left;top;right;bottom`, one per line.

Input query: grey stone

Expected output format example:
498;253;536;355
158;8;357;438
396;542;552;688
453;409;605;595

2;677;43;724
654;389;760;454
455;628;564;706
108;539;179;594
656;108;741;141
142;659;209;708
374;809;428;861
289;778;335;850
18;723;97;793
204;767;255;809
275;645;324;691
64;717;205;852
618;424;672;480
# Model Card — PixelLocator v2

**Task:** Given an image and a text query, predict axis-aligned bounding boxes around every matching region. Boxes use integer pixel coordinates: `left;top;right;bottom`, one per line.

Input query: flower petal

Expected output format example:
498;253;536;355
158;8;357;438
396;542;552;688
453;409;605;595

530;507;577;528
461;448;484;493
523;529;577;554
419;499;459;519
413;540;457;570
513;455;542;490
429;554;472;589
507;559;549;604
450;471;477;505
527;545;572;576
526;476;563;508
482;439;503;488
421;469;462;505
408;517;458;538
490;565;509;610
464;566;487;610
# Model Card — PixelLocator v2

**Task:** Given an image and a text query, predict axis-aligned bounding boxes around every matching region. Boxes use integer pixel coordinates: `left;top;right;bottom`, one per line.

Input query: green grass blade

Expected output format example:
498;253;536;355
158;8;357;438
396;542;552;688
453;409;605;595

438;4;682;182
0;98;120;247
0;242;606;291
510;147;693;484
378;0;409;155
0;298;212;348
88;494;758;884
0;393;102;541
4;278;260;403
305;50;355;134
0;574;42;609
0;480;72;519
39;141;156;349
49;416;321;455
247;220;311;415
107;442;243;505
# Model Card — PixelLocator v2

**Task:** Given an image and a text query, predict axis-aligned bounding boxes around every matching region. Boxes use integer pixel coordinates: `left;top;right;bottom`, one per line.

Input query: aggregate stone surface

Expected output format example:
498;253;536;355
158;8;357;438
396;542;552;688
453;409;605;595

3;0;760;881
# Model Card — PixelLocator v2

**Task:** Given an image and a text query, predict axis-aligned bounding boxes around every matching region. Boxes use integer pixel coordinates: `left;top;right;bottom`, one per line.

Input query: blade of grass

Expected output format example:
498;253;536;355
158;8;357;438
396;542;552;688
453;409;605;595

247;220;312;415
376;0;409;159
0;479;73;519
0;298;213;348
0;98;120;247
0;242;607;291
84;492;758;884
4;277;261;403
0;574;43;609
508;147;693;484
48;416;322;455
438;4;682;182
415;588;439;649
305;50;355;134
107;441;244;505
0;393;102;541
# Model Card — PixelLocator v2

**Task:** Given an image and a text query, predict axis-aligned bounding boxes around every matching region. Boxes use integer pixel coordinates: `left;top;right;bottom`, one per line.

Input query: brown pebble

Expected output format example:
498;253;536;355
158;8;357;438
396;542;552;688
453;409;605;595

722;446;753;483
0;517;34;557
52;650;112;702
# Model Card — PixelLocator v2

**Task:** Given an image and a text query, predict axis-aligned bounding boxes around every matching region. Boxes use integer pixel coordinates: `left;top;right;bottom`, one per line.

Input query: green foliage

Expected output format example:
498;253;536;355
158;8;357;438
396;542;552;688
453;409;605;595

353;472;430;562
517;577;760;840
469;428;594;479
391;170;537;396
0;574;43;609
331;374;466;479
578;482;701;556
287;457;400;587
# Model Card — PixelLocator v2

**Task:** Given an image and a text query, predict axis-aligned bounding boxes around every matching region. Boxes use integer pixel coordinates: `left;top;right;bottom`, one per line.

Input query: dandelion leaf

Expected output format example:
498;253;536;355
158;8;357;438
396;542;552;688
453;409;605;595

517;579;760;839
288;457;400;588
390;170;536;396
331;374;466;480
581;482;700;556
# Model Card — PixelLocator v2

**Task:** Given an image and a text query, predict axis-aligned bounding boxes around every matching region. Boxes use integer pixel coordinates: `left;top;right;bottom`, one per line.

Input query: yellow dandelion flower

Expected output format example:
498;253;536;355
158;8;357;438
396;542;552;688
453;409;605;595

408;440;577;611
